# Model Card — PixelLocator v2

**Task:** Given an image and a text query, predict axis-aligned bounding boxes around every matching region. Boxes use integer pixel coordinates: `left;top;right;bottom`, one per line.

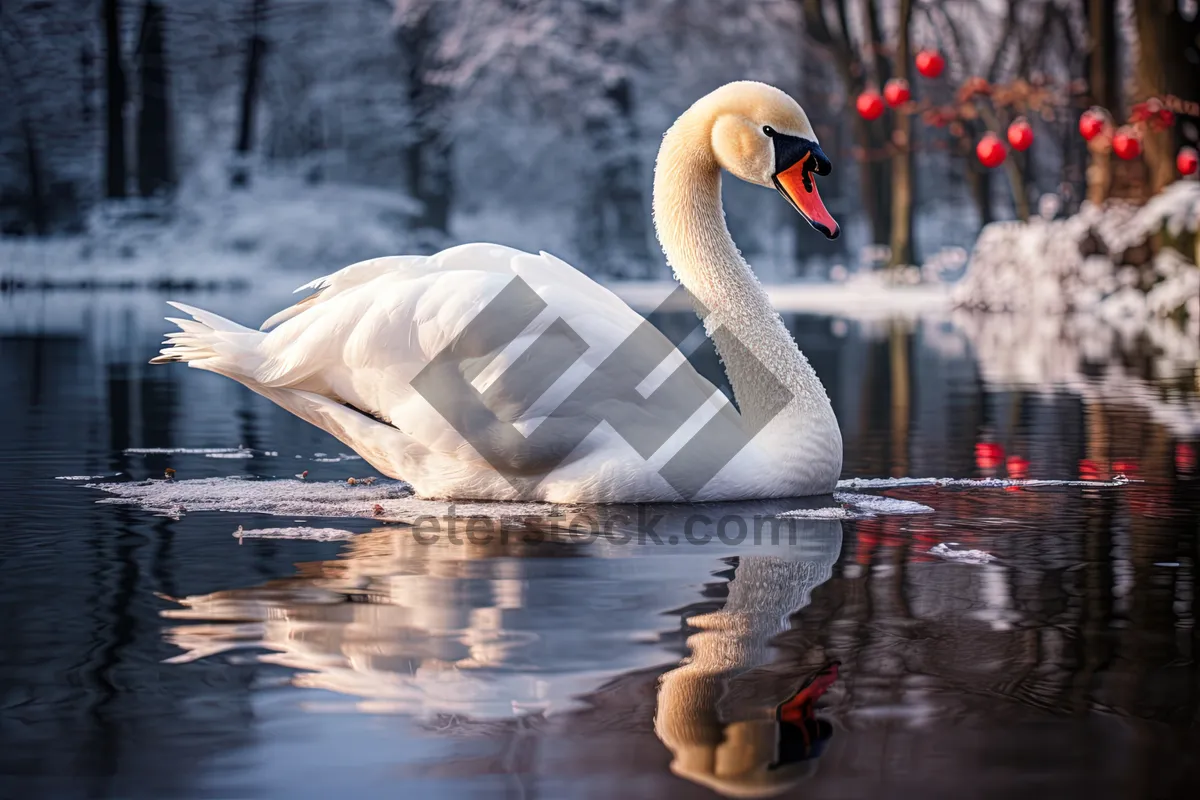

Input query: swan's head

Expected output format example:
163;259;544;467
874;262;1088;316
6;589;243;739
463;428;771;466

706;82;839;239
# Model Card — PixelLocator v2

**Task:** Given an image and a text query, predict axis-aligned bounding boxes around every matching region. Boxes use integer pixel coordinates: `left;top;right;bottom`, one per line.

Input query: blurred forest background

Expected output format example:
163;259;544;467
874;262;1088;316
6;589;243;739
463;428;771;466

1;0;1198;281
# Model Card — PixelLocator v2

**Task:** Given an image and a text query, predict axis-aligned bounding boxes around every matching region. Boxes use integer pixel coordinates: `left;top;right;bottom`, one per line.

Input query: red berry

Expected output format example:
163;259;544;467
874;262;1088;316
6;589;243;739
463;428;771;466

1078;108;1107;141
883;78;910;108
856;90;885;121
1112;127;1141;160
1178;147;1199;176
976;133;1007;168
1007;118;1034;151
915;49;945;79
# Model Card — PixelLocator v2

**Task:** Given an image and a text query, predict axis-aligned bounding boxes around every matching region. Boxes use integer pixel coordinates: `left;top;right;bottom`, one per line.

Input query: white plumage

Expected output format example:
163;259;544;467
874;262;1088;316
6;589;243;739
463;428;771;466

153;82;844;502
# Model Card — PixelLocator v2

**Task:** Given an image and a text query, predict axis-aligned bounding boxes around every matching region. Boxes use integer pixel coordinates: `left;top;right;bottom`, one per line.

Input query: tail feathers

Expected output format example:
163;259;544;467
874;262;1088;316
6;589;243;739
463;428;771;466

150;301;264;379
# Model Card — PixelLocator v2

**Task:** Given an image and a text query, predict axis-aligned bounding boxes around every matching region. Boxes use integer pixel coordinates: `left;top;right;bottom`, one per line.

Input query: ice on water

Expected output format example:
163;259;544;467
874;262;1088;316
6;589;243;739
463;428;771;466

837;475;1131;489
84;471;1130;524
89;476;413;518
781;492;934;519
234;526;358;542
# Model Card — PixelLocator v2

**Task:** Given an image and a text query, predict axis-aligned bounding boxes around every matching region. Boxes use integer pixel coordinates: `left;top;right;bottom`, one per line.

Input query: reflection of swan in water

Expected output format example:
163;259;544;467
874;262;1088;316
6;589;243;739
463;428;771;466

655;527;842;798
161;505;841;791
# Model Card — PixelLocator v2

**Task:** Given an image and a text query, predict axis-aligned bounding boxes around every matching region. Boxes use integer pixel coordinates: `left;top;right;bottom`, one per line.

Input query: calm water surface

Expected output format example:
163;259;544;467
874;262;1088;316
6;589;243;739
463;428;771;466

1;288;1197;799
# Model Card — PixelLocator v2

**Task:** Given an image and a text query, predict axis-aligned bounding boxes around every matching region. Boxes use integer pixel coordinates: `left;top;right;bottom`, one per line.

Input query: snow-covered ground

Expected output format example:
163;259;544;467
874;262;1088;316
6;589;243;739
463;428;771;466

0;163;421;291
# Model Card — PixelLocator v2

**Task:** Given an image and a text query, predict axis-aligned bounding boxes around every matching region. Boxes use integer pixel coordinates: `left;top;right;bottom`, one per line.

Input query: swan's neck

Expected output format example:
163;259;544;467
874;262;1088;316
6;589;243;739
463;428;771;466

652;114;832;427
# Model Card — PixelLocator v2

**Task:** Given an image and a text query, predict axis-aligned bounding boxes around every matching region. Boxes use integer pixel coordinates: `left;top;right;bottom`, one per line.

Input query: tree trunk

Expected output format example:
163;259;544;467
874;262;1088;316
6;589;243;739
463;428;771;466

1083;0;1120;204
1133;0;1200;195
232;0;267;188
1133;0;1172;195
397;6;453;236
858;0;893;253
1087;0;1120;114
20;117;47;235
136;1;174;197
102;0;127;199
887;0;915;268
80;44;95;123
962;130;993;226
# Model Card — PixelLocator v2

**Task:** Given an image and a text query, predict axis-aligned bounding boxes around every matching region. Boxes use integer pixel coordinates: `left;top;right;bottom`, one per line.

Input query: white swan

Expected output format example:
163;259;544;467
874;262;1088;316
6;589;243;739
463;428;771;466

152;81;843;503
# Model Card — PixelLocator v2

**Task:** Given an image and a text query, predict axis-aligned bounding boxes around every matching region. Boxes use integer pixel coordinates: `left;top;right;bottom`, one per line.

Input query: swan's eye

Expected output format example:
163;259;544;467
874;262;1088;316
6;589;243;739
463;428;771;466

762;125;775;137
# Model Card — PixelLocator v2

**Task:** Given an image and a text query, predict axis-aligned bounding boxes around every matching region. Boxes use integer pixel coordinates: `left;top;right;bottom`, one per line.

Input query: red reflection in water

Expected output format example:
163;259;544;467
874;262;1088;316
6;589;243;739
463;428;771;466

1174;443;1195;474
975;442;1004;471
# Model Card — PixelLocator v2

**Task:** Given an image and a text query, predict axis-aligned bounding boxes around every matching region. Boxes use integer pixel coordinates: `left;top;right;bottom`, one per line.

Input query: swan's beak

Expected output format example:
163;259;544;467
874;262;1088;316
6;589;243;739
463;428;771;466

772;142;839;240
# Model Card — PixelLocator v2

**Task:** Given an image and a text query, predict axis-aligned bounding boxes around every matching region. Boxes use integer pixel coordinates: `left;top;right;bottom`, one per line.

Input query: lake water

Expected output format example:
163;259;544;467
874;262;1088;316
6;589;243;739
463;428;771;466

1;287;1197;799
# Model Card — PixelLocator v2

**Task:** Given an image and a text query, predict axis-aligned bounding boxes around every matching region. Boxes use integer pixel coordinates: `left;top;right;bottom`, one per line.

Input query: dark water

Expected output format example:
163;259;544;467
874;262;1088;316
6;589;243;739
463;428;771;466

1;289;1198;799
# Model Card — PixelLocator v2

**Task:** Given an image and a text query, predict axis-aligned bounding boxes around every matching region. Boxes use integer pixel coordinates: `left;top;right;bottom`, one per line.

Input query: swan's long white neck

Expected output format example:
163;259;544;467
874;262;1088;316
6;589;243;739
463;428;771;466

652;107;833;428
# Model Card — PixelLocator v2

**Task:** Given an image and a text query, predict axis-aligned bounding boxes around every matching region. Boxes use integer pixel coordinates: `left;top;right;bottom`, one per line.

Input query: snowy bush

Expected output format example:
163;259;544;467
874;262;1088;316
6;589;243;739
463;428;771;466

953;181;1200;321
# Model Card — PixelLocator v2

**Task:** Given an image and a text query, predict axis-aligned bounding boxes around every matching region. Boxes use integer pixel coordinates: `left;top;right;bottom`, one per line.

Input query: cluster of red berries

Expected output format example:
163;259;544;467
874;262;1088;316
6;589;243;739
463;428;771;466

855;48;1032;168
854;47;1196;175
1079;105;1196;173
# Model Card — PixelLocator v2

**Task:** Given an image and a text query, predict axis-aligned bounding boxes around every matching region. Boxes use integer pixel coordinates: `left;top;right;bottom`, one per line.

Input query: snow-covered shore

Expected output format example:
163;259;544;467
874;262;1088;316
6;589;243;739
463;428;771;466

608;274;952;318
0;167;421;292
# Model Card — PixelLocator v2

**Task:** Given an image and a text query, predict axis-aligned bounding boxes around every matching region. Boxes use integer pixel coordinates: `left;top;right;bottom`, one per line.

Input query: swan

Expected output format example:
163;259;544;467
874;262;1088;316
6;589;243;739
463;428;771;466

151;81;843;503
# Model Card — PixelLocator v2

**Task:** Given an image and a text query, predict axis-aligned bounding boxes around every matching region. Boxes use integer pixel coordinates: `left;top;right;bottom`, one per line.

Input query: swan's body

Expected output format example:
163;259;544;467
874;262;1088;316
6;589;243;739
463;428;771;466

153;81;843;502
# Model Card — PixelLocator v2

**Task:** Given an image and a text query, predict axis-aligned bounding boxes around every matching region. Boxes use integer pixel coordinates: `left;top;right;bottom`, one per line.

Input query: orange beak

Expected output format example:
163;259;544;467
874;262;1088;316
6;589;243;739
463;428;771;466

773;154;840;239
